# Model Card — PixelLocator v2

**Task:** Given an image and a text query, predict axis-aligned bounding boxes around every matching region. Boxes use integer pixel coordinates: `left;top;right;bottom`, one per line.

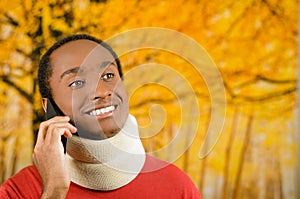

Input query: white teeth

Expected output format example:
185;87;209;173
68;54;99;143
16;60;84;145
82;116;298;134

89;105;115;116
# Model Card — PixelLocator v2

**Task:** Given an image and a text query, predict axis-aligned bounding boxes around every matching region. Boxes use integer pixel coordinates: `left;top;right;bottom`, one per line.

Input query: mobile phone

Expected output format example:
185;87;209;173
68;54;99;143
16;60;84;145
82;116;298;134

46;98;65;120
46;98;67;153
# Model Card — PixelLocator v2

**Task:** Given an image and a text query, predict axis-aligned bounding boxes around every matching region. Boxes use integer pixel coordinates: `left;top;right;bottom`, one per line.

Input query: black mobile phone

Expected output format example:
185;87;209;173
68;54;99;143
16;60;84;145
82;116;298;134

46;98;67;153
46;98;64;120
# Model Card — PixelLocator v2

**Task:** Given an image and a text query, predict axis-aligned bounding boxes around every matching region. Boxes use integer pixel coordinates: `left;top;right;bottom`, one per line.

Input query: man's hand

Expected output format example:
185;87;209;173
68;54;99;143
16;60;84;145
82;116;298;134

32;116;77;199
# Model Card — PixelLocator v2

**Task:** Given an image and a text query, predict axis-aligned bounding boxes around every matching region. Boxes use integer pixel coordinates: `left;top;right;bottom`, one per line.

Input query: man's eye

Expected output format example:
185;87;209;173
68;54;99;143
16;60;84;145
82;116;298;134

101;73;115;81
69;80;85;88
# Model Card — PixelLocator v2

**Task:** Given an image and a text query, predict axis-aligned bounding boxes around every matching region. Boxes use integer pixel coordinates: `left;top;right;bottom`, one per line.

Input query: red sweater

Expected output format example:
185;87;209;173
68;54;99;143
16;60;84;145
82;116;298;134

0;155;201;199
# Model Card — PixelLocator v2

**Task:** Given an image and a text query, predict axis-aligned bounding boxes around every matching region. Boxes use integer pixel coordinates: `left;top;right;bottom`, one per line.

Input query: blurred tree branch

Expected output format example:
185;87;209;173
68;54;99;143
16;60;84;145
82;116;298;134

0;75;32;103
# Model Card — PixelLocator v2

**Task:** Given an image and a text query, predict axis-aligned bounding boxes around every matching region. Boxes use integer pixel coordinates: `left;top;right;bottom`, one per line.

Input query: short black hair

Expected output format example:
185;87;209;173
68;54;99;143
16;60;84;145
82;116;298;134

38;34;123;98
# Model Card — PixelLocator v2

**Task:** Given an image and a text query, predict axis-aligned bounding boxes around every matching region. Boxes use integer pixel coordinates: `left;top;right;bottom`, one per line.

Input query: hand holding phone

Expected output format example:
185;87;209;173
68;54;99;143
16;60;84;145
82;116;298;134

33;99;77;196
46;98;71;153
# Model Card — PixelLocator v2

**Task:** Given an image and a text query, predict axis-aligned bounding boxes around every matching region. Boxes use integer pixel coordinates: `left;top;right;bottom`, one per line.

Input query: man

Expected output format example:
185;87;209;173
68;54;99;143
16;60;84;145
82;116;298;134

0;34;201;198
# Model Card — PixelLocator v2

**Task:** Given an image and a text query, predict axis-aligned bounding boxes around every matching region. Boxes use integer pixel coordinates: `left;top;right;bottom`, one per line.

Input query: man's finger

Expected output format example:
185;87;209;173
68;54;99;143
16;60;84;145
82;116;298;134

36;116;72;143
45;123;77;143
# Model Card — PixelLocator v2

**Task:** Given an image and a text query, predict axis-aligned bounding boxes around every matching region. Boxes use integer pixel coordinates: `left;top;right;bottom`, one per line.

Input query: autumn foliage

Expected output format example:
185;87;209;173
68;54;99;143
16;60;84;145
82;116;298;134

0;0;298;198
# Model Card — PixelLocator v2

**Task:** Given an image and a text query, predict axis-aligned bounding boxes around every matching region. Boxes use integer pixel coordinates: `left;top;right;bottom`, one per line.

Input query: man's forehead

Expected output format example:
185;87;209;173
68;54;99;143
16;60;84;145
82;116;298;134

53;39;113;57
50;39;115;73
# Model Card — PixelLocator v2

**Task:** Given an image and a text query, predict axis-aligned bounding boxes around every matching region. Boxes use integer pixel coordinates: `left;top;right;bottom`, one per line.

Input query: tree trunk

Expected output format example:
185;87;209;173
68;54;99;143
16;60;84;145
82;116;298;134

232;113;254;199
198;106;212;192
222;107;239;199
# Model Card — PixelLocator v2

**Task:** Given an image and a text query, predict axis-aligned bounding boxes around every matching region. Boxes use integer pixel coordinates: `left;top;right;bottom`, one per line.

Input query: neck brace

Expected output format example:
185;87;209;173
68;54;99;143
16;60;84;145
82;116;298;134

65;114;146;191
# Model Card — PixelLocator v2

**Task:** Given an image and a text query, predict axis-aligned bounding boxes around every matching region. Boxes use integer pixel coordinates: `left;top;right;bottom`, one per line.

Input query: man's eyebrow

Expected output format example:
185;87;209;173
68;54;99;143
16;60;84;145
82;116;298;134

97;61;116;69
60;61;116;80
60;67;82;80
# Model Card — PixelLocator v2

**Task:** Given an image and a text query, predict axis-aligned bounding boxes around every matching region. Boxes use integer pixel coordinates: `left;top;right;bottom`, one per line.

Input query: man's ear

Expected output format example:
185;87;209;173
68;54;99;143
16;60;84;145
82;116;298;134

41;98;48;112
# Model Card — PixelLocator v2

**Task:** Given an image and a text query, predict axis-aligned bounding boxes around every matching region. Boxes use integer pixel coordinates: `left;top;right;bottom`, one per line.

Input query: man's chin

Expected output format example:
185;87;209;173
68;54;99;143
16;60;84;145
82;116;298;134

74;125;121;140
73;114;127;140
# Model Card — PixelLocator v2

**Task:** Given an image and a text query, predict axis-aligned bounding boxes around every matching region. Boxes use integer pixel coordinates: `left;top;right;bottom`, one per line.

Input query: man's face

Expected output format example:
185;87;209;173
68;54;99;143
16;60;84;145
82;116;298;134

49;39;129;139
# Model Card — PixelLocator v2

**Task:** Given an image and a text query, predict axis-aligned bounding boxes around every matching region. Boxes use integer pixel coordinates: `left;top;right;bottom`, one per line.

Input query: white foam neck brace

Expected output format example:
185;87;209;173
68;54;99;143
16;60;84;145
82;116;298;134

65;114;146;191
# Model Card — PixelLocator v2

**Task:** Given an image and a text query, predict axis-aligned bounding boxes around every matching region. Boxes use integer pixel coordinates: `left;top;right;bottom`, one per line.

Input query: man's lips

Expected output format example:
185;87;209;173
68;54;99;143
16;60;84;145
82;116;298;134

87;105;117;116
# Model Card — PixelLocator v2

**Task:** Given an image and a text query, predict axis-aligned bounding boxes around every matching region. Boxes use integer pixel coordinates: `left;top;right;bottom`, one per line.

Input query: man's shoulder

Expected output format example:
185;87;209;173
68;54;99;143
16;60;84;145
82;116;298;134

142;154;194;182
0;165;42;198
1;165;41;187
143;155;185;173
136;155;201;198
9;165;40;181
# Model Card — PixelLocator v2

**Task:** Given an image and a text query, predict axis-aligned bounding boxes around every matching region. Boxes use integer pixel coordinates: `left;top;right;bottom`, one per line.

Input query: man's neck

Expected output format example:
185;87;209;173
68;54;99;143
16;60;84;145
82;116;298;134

65;114;146;190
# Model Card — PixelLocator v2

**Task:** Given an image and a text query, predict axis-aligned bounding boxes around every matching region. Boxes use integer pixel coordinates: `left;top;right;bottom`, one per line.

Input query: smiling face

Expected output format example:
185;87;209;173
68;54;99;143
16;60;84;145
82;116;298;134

48;39;129;139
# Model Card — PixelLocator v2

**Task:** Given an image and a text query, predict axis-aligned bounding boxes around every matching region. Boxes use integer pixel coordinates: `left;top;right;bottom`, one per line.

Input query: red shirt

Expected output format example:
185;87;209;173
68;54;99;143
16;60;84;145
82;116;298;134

0;155;201;199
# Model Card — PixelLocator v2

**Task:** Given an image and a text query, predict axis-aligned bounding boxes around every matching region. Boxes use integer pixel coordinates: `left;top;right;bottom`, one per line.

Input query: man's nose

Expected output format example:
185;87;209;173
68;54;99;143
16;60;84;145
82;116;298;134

91;80;112;100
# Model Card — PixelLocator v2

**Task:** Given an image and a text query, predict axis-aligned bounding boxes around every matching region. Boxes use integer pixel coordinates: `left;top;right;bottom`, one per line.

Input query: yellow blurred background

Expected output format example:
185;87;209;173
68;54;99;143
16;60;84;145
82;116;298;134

0;0;298;198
